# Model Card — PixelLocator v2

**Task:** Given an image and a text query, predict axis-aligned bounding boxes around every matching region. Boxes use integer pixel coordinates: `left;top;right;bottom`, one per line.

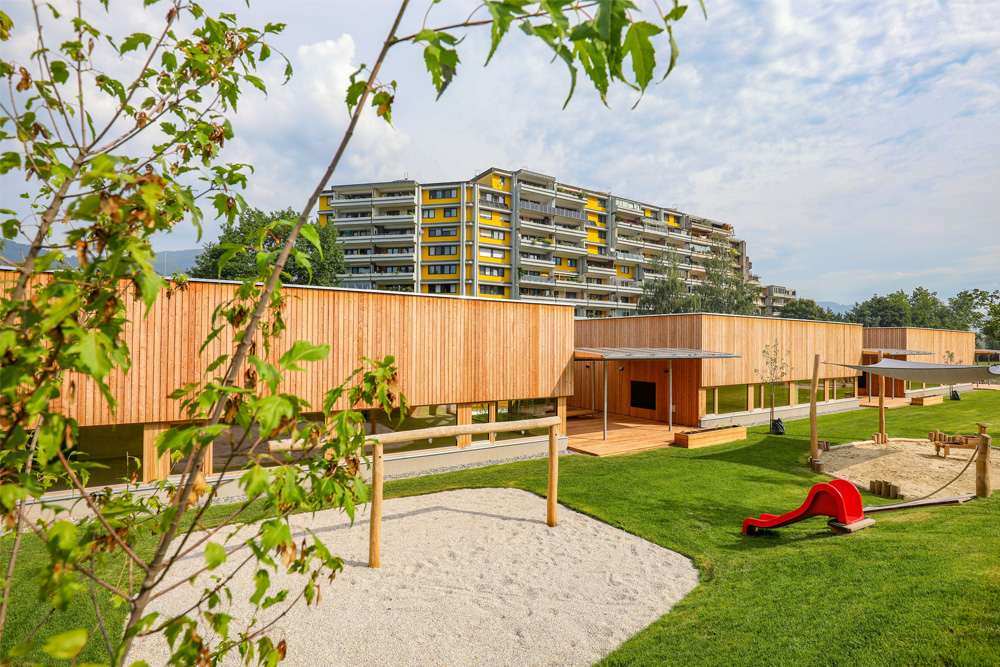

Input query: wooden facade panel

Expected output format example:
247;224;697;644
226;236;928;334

61;281;574;427
568;359;701;427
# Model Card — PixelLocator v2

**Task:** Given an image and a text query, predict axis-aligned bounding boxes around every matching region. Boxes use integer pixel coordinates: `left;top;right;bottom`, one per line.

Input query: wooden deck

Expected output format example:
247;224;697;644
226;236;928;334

566;412;690;457
858;396;912;410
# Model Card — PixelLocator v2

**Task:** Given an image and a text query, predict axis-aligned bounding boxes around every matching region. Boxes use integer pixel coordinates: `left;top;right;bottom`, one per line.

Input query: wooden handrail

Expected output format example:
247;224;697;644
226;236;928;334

269;415;564;568
268;415;562;452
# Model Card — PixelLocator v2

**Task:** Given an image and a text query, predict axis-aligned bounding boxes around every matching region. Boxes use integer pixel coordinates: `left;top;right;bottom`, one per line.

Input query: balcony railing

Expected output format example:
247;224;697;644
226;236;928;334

479;197;510;210
520;274;555;284
520;200;587;221
615;251;644;262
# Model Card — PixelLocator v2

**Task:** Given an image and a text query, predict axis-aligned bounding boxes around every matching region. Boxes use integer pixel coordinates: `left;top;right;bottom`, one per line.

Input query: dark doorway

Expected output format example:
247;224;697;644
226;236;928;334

630;380;656;411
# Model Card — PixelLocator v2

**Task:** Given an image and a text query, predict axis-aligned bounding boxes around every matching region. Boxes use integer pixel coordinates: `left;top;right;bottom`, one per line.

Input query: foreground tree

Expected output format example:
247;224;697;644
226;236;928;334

754;339;791;434
695;233;759;315
188;206;345;285
1;1;699;665
637;251;700;314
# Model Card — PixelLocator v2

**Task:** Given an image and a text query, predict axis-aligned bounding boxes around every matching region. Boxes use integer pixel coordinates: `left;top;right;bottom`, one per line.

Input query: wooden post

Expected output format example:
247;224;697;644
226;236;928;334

369;442;384;568
877;351;886;440
488;403;497;443
369;409;377;435
976;434;992;499
556;396;567;436
547;425;558;527
457;404;472;447
810;354;820;463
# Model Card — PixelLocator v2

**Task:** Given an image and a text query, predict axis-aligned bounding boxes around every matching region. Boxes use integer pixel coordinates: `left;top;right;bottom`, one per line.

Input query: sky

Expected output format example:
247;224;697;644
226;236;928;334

2;0;999;305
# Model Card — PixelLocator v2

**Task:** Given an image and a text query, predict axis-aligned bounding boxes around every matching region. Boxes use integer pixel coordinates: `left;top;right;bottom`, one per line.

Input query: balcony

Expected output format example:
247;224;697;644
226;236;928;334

519;235;555;250
344;253;372;263
611;278;643;294
519;274;555;285
520;200;587;221
517;181;555;196
373;192;416;205
584;280;616;293
553;240;587;256
519;252;555;268
518;216;553;233
340;234;372;245
585;261;617;276
371;213;415;225
479;197;510;211
371;271;415;283
339;270;373;280
326;194;373;206
553;224;586;241
615;234;644;249
615;251;644;264
371;250;415;264
371;232;414;245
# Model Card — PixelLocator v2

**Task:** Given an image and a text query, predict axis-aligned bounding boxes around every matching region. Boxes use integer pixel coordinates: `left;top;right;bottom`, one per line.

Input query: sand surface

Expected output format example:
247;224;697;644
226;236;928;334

822;439;1000;499
130;488;698;667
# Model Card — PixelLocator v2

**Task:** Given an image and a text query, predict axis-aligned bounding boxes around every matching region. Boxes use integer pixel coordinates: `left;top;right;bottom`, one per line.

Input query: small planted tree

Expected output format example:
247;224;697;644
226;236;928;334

1;1;700;664
754;339;792;434
943;350;963;399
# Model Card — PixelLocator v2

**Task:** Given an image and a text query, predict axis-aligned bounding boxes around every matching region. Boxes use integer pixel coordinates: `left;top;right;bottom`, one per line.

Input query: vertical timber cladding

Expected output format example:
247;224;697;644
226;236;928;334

61;280;575;428
862;327;976;396
570;314;863;426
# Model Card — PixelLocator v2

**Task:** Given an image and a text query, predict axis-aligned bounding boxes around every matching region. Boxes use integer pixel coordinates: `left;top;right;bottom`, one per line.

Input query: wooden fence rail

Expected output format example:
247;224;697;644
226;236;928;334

271;416;563;568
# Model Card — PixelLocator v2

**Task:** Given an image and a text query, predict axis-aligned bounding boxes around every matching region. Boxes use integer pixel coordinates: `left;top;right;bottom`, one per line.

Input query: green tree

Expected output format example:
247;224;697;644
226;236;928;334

189;206;344;285
754;338;791;432
1;1;697;665
695;233;758;315
637;251;700;314
778;298;840;321
969;286;1000;348
845;291;911;327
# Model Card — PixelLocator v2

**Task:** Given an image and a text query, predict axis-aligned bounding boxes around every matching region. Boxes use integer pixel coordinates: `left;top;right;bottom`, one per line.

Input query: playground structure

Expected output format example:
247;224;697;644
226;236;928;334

743;479;873;535
931;424;989;457
273;415;563;568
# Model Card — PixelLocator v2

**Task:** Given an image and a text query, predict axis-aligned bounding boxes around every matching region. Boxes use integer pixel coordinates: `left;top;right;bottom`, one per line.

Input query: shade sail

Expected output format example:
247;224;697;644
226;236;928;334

574;347;740;361
831;359;1000;384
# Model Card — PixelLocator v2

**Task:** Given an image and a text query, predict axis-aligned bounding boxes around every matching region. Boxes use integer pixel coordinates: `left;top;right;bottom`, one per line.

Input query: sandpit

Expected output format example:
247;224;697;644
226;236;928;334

822;438;1000;499
130;488;698;667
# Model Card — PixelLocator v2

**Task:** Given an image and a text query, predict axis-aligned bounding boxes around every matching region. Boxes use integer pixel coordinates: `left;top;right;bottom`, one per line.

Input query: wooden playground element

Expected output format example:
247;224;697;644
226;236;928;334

911;395;944;406
931;424;989;457
672;426;747;449
364;416;561;568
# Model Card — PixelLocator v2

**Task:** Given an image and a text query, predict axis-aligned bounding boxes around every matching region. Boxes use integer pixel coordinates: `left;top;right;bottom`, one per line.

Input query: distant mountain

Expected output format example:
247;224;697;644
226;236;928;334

817;301;852;315
1;240;202;276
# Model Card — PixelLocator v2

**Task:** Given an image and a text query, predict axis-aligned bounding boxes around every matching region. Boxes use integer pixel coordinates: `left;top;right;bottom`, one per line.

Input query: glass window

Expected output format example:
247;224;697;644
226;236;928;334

716;385;749;414
832;377;856;400
705;388;716;415
374;405;458;453
763;383;791;410
471;403;492;442
796;381;826;404
495;398;557;441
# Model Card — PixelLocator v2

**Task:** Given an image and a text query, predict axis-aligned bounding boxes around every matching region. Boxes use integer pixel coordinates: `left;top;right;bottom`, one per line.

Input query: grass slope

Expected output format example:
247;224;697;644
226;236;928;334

3;392;998;665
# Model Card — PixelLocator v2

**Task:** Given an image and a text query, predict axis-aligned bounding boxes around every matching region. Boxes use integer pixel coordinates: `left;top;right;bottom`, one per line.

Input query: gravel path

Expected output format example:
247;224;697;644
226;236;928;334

130;488;698;667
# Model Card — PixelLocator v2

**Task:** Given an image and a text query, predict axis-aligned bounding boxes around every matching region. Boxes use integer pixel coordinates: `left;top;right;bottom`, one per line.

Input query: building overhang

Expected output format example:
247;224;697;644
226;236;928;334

861;348;934;356
574;347;740;361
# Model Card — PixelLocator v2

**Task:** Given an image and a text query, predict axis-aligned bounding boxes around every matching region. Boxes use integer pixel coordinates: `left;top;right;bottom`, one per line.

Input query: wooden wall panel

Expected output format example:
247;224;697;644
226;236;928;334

574;313;862;391
568;358;701;427
58;280;575;427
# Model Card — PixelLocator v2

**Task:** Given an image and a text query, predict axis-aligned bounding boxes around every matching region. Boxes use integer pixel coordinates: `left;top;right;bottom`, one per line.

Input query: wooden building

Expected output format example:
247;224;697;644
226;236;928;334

60;279;575;485
860;327;977;398
571;314;863;427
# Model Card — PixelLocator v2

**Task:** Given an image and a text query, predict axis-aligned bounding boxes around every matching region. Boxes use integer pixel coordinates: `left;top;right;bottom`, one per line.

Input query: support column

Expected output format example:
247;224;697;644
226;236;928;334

488;402;497;443
810;354;820;463
668;359;673;431
142;422;171;484
976;434;992;498
556;396;567;436
603;360;608;441
878;351;886;440
457;404;472;447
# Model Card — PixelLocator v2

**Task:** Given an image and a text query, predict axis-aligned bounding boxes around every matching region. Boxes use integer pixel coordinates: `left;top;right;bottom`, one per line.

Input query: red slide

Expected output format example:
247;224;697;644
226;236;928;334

743;479;866;535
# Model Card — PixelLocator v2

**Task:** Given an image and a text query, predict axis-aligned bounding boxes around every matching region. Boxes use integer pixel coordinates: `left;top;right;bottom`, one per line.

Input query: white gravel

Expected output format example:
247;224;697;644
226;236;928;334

130;488;699;667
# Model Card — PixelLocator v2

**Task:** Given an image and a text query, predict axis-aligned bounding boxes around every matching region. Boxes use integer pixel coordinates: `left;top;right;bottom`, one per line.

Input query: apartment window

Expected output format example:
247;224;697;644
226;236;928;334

442;207;458;218
377;247;409;255
553;257;563;266
428;227;456;237
348;267;369;275
597;198;607;208
427;283;458;294
480;229;506;241
344;249;368;256
480;247;505;259
621;266;631;275
565;258;578;268
428;245;457;256
427;264;457;275
597;231;607;240
565;292;578;299
597;214;607;224
428;188;458;200
480;210;492;220
479;285;504;296
499;177;506;186
479;266;505;278
422;209;435;219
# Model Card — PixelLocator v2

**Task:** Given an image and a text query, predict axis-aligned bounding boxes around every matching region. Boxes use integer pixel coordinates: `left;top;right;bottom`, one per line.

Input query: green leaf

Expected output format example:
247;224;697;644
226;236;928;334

42;629;88;659
241;465;270;497
50;60;69;84
205;542;227;570
623;21;662;92
277;341;329;372
298;221;321;254
120;32;152;54
68;330;112;378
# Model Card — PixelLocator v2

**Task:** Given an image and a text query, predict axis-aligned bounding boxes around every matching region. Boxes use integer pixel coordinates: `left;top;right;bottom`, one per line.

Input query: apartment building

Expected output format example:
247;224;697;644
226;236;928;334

320;167;755;318
762;284;797;316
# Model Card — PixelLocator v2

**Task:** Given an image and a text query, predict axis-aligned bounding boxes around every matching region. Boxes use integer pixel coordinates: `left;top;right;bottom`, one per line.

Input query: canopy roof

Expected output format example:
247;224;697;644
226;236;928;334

861;348;933;356
832;359;1000;384
574;347;740;361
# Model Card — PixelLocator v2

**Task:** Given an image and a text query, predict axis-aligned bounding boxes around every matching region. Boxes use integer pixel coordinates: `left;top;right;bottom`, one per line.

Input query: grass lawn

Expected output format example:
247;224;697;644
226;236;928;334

3;391;999;665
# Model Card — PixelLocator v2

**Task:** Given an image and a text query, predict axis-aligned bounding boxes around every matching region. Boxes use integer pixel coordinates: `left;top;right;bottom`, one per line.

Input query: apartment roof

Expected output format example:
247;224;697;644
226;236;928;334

323;179;416;191
574;346;740;361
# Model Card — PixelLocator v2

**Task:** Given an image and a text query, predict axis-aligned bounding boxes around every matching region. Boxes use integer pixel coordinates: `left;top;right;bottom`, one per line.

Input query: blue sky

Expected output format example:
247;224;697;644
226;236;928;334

2;0;998;304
